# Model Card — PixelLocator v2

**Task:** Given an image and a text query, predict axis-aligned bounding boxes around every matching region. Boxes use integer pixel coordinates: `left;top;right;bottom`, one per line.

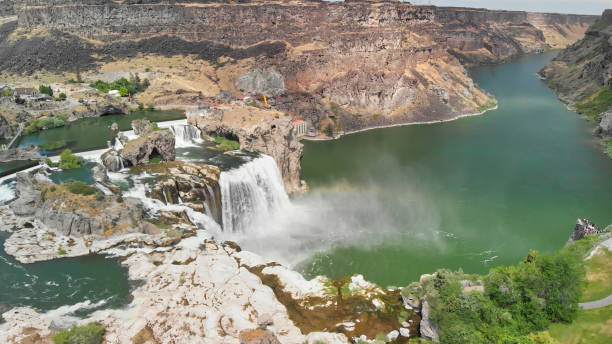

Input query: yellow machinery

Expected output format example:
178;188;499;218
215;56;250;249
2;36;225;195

262;94;270;108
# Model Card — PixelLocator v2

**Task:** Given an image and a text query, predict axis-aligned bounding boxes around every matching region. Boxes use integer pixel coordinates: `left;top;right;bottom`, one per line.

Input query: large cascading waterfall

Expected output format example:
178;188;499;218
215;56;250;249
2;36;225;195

170;124;203;147
219;155;290;233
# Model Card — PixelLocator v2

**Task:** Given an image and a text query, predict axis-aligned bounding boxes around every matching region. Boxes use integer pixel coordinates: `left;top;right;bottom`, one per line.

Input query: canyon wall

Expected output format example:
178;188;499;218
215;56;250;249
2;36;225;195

2;1;598;136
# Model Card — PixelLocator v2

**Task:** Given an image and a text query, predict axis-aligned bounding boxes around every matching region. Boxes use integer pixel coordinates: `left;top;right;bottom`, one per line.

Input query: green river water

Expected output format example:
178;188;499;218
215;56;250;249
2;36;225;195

294;51;612;287
2;51;612;315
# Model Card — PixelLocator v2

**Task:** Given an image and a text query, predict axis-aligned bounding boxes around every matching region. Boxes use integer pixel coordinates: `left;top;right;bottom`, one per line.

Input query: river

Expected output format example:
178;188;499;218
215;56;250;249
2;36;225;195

235;51;612;287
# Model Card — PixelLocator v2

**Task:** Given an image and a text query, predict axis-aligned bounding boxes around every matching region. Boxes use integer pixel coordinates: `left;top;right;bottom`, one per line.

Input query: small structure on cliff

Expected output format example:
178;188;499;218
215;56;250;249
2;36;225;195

291;119;307;137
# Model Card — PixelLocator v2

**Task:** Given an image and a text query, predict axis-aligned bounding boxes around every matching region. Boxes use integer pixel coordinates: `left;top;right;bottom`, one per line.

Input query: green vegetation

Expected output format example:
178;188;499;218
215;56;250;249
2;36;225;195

38;140;67;151
138;103;144;111
90;74;150;97
51;323;105;344
59;149;85;169
324;123;334;137
420;244;586;344
213;136;240;151
95;192;105;201
55;92;67;101
604;139;612;159
67;180;97;196
549;305;612;344
146;104;155;111
574;86;612;122
57;247;67;255
38;85;53;97
24;117;66;135
116;195;124;203
1;89;12;97
149;157;162;164
45;158;59;168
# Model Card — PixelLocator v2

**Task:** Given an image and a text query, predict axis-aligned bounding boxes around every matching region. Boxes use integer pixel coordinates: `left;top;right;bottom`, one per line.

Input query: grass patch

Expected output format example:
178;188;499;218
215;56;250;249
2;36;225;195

212;136;240;151
165;229;181;238
581;248;612;302
57;247;66;255
67;181;97;196
52;323;105;344
548;305;612;344
149;157;162;164
574;86;612;122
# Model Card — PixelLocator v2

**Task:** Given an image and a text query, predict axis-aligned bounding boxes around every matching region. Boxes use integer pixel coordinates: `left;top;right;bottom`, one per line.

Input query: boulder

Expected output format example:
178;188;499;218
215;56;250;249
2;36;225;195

121;130;175;167
101;149;125;172
597;110;612;138
131;119;158;136
239;329;281;344
9;172;44;216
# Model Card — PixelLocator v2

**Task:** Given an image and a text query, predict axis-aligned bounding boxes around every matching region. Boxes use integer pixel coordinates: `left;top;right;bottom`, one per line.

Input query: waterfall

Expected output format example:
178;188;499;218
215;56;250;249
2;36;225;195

219;155;290;233
0;179;16;205
112;137;124;151
170;124;202;148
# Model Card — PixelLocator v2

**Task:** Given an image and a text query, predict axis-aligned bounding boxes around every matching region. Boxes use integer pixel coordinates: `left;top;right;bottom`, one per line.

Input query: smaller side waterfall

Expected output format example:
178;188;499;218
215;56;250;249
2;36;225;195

170;125;203;147
219;155;290;233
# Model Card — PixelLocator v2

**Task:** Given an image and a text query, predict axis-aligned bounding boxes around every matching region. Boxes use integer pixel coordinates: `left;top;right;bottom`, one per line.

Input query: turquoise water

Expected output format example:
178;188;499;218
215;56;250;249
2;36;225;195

0;232;131;316
293;52;612;287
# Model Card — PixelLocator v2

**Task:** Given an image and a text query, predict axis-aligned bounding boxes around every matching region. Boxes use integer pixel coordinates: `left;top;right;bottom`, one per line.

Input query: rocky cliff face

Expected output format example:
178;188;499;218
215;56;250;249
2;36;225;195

540;10;612;104
1;1;596;134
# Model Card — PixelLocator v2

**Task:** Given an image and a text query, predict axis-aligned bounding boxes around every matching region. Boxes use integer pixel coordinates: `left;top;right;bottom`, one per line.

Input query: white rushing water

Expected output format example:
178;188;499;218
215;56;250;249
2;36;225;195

0;179;16;205
219;155;290;233
170;124;203;148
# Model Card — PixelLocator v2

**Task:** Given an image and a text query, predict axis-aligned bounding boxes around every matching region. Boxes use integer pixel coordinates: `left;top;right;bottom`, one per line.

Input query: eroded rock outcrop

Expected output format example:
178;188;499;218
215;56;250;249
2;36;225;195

193;115;306;194
0;144;41;162
133;161;223;223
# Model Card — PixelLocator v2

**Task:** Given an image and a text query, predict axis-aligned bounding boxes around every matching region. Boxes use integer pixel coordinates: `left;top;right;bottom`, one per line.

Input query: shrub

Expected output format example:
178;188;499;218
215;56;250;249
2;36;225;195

149;157;162;164
51;323;105;344
39;85;53;96
56;92;67;101
119;86;129;97
59;149;85;169
45;158;59;167
57;247;67;255
324;123;334;137
90;75;149;97
116;195;124;203
1;89;11;97
146;104;155;111
137;103;144;111
95;192;104;201
67;181;97;196
575;86;612;122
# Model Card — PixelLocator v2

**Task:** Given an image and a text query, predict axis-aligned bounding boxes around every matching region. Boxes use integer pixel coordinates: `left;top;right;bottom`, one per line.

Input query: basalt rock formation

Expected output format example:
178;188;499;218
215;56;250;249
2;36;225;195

540;9;612;105
192;115;307;194
9;172;147;237
133;161;223;224
102;123;176;171
1;1;596;134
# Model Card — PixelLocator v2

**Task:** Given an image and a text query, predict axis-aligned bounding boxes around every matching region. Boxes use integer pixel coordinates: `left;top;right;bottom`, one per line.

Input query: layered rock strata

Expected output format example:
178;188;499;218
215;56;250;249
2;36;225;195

1;1;597;134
